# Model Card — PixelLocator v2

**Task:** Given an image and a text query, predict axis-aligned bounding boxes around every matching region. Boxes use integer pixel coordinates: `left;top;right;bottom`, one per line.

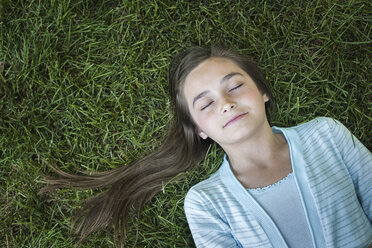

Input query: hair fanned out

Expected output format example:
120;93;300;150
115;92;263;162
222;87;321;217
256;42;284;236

40;117;210;245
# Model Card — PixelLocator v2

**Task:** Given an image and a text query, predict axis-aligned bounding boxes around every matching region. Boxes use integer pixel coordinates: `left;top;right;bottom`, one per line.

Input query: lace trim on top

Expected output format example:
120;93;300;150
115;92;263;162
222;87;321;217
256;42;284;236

247;172;293;193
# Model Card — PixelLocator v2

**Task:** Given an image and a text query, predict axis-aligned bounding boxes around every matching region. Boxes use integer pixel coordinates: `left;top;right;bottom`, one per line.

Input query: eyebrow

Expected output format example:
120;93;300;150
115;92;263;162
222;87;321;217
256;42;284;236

192;72;243;106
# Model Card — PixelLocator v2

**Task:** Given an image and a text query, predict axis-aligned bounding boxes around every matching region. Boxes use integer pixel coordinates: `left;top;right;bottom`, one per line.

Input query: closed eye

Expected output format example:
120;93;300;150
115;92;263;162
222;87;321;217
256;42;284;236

201;101;213;110
229;83;243;91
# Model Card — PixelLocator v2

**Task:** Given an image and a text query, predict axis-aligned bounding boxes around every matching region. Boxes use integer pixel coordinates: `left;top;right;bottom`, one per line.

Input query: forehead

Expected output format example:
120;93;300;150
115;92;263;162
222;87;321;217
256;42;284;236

182;57;246;99
184;57;244;85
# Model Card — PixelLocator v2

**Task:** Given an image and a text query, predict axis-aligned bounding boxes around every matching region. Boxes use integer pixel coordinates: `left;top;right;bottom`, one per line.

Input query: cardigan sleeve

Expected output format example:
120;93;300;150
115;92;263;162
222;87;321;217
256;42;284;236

184;189;241;248
326;117;372;222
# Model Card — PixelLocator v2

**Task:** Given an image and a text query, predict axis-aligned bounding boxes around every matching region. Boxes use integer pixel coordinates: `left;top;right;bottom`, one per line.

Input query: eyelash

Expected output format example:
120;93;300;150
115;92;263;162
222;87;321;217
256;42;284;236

201;101;213;111
229;83;243;91
200;83;243;111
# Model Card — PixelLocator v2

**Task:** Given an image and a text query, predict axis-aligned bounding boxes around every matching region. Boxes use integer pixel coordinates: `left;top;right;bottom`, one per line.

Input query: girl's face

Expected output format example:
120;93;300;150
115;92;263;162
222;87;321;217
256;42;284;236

182;57;269;147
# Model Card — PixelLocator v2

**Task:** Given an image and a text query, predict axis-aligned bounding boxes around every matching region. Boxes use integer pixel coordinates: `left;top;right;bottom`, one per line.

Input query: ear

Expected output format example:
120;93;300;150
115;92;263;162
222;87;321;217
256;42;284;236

198;131;208;140
263;94;269;103
195;127;208;140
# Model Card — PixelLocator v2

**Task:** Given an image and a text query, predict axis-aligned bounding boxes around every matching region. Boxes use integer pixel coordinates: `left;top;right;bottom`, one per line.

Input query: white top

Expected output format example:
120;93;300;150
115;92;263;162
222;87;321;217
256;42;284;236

248;173;314;248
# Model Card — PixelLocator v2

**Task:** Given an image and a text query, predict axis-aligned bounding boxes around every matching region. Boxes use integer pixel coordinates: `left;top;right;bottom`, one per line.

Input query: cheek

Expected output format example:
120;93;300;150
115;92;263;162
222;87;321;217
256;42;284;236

242;90;265;105
193;113;214;131
193;114;207;128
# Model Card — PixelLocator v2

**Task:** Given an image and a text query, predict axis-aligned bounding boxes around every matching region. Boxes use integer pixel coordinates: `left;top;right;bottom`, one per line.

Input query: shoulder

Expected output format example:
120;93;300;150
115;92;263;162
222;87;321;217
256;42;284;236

274;117;353;154
293;116;339;131
184;163;235;207
185;171;222;203
286;116;349;137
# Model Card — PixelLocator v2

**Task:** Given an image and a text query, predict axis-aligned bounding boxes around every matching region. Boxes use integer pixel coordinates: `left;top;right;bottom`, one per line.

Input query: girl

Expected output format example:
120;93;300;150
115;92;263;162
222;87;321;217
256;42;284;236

42;47;372;247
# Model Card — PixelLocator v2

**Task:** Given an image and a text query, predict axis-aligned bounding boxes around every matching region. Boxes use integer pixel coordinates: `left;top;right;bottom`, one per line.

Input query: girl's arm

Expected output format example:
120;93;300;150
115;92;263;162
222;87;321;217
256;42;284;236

327;118;372;221
184;191;241;248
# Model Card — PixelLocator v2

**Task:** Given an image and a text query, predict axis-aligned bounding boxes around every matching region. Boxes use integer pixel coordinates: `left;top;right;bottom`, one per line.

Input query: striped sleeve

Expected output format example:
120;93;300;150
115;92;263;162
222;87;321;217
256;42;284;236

184;189;241;248
326;118;372;221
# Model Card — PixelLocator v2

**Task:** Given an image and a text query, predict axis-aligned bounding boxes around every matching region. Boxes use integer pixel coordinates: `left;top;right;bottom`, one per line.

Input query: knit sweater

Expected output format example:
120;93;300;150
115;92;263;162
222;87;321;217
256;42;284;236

184;117;372;248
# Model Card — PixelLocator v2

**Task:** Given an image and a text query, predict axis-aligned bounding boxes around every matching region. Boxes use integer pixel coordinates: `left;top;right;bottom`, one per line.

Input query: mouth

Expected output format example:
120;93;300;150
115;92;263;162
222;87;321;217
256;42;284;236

223;112;248;128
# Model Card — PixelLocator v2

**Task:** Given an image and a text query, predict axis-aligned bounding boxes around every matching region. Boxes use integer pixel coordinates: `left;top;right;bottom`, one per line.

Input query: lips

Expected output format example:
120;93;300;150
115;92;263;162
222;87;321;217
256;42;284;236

223;112;248;128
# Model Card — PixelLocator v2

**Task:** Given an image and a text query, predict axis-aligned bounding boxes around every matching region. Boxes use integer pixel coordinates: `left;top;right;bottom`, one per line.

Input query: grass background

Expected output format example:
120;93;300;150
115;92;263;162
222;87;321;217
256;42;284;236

0;0;371;247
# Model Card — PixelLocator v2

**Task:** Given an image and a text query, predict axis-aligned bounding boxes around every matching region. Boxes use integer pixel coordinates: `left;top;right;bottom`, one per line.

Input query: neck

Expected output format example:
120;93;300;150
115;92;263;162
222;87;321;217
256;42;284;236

221;122;288;174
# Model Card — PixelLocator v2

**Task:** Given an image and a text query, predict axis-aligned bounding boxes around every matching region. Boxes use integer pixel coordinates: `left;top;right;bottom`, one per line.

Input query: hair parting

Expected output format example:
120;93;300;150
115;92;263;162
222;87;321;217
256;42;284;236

40;46;273;246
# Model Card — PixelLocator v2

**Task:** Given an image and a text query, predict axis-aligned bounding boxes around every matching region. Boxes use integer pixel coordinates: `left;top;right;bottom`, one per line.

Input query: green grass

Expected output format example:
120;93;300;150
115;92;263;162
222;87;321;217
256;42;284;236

1;0;371;247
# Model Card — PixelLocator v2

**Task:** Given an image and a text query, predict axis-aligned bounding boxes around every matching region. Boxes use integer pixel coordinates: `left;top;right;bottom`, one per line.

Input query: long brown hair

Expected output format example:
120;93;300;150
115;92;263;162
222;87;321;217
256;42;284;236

41;46;272;245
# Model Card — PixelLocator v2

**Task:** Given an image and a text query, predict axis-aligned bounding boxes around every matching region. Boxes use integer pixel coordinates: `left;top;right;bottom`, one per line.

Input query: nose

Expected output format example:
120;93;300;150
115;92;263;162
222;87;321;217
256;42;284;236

221;99;236;113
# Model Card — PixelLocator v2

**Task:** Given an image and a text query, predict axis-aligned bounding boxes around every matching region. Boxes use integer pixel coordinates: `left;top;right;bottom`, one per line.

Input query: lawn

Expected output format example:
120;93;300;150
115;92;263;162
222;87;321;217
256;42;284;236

0;0;371;247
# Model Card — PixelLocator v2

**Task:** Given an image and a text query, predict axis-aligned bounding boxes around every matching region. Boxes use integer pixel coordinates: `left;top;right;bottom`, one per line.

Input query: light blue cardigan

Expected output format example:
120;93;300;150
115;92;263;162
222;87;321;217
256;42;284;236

184;117;372;247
